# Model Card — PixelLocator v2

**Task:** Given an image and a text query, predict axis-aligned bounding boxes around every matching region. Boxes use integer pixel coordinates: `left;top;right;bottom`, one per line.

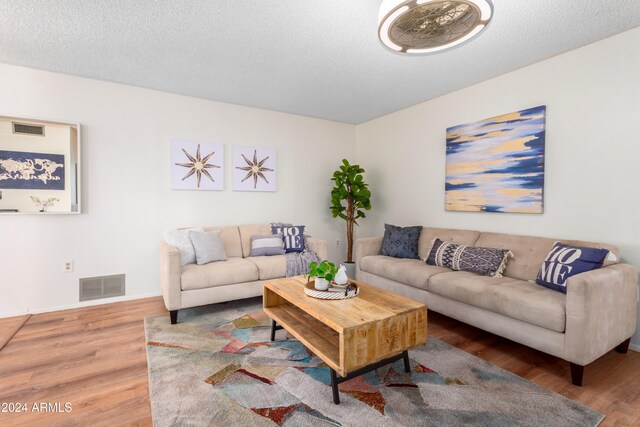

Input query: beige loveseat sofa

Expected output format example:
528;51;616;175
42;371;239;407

356;227;638;386
161;223;327;324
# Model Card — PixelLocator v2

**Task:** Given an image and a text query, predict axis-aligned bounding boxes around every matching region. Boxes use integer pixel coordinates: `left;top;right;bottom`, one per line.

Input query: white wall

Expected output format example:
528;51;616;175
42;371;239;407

0;63;354;316
356;27;640;347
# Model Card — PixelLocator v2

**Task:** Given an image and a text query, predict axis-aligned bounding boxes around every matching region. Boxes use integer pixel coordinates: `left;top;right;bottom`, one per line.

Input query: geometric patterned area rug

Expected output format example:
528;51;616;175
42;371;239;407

144;298;604;427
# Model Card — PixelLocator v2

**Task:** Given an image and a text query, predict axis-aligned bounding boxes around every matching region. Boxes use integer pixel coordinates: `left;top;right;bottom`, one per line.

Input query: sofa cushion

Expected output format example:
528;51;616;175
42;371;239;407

536;242;609;293
164;227;204;265
250;233;285;257
428;271;566;333
202;226;243;258
360;255;450;290
181;257;259;291
271;225;306;253
380;224;423;259
559;239;619;267
475;232;620;282
426;238;513;277
247;255;286;280
238;224;272;257
418;227;480;259
189;230;228;265
475;232;556;282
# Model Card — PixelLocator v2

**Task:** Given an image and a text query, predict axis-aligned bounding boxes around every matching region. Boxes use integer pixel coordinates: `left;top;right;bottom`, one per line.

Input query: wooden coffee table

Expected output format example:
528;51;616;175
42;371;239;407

263;276;427;404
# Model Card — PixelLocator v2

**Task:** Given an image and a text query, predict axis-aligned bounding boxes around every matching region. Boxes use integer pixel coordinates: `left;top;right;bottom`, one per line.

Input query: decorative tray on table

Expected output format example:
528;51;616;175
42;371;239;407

304;280;359;300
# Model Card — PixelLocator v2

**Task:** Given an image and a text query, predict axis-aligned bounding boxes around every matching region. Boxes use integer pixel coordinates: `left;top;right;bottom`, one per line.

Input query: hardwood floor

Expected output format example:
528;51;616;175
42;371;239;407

0;314;30;352
0;296;639;426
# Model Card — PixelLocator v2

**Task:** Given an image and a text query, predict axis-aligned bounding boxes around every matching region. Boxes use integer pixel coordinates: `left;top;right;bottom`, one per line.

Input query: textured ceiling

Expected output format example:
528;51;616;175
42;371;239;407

1;1;639;124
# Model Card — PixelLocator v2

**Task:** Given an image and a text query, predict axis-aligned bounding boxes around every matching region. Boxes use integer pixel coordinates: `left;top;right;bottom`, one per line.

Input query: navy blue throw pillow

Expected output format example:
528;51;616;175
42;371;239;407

426;238;513;277
271;225;305;253
536;242;609;293
380;224;423;259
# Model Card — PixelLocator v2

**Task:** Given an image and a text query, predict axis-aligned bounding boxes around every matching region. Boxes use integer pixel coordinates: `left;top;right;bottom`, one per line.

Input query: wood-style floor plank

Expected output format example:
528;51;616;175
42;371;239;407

0;296;638;426
0;314;31;352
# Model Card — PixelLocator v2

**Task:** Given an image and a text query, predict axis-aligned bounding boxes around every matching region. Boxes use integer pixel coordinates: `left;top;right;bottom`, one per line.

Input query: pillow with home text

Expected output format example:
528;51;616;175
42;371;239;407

271;225;305;253
536;242;609;293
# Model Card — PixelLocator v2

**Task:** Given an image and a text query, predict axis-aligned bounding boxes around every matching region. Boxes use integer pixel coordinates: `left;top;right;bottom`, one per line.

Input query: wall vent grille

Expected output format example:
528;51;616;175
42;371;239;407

12;122;45;136
79;274;125;302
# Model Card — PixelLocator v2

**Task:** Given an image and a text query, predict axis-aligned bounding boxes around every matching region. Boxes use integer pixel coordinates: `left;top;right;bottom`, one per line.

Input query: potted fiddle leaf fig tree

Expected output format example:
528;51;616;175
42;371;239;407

330;159;372;279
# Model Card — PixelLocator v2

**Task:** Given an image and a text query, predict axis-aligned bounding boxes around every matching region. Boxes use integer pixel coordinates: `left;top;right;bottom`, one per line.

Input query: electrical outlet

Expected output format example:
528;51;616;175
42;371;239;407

64;260;74;273
335;240;341;246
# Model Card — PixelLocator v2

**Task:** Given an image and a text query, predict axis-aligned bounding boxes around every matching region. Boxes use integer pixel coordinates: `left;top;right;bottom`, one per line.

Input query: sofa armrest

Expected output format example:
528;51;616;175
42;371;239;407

355;237;383;279
307;237;328;260
564;263;638;365
160;241;182;311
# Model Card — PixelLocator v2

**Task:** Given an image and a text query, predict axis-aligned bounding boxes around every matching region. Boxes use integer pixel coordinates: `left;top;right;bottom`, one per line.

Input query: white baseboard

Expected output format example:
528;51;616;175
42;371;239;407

0;310;30;319
630;343;640;353
0;292;163;318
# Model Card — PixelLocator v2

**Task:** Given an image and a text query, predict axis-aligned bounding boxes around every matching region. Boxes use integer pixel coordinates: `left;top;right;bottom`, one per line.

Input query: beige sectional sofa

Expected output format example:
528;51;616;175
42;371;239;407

161;223;327;324
356;227;638;386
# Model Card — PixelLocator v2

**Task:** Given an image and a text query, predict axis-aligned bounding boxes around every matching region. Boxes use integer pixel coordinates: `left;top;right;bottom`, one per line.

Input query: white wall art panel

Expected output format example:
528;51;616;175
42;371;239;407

170;140;224;191
232;145;276;192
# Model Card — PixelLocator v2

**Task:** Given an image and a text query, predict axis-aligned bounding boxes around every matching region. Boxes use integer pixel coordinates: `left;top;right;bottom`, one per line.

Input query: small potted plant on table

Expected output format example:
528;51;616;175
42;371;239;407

308;260;337;291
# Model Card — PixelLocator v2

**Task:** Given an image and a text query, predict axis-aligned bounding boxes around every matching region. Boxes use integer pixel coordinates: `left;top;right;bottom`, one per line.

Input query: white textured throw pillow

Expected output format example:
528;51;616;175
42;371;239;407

164;227;204;265
189;230;228;265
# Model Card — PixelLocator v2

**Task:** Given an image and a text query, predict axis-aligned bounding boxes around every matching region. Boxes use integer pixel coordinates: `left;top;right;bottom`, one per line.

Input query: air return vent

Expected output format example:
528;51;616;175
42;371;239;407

12;122;45;136
79;274;125;302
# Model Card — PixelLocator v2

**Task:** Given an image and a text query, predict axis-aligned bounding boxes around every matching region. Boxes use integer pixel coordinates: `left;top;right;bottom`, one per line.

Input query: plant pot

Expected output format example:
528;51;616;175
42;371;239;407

314;277;330;291
343;262;356;280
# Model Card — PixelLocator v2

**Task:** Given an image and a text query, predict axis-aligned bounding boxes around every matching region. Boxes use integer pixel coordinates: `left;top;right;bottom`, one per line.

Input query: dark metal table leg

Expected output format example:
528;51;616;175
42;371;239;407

270;319;284;342
330;369;340;404
326;351;413;404
403;350;411;373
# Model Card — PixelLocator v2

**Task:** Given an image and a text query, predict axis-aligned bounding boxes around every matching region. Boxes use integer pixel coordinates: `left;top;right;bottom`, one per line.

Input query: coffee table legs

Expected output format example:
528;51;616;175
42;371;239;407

329;350;411;405
270;319;284;342
268;319;412;405
330;369;340;404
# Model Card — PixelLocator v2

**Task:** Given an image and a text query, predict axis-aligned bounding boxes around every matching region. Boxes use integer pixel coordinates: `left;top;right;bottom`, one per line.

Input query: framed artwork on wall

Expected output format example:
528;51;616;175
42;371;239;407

0;150;65;190
170;140;224;191
232;145;276;192
445;105;546;214
0;116;81;214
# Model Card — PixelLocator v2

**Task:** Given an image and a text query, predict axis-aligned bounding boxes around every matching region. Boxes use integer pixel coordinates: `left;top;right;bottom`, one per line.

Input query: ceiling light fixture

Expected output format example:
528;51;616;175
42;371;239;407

378;0;493;54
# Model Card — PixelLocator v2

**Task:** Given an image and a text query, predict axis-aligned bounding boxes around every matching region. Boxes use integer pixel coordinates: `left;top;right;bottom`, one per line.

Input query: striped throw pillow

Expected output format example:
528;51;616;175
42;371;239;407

426;238;513;278
250;233;285;257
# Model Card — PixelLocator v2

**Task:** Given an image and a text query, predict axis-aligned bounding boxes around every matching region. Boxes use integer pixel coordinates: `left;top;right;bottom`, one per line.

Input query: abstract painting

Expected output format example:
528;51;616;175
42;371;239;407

445;106;546;214
170;140;224;191
0;150;65;190
233;146;276;192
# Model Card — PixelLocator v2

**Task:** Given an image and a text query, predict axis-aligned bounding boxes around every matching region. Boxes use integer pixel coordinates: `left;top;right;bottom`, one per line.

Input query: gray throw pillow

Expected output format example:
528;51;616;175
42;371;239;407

189;230;228;265
380;224;423;259
250;233;285;257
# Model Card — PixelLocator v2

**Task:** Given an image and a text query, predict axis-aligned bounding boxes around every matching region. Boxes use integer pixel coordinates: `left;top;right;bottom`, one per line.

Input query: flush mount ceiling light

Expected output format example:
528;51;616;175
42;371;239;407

378;0;493;54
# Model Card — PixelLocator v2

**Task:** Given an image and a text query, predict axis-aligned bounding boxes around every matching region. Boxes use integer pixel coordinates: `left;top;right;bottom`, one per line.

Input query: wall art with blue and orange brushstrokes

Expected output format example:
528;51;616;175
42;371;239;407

445;106;546;214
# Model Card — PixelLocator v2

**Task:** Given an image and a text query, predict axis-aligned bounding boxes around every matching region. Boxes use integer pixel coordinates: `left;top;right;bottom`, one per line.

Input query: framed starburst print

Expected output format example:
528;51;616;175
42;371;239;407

232;146;276;192
170;140;224;191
